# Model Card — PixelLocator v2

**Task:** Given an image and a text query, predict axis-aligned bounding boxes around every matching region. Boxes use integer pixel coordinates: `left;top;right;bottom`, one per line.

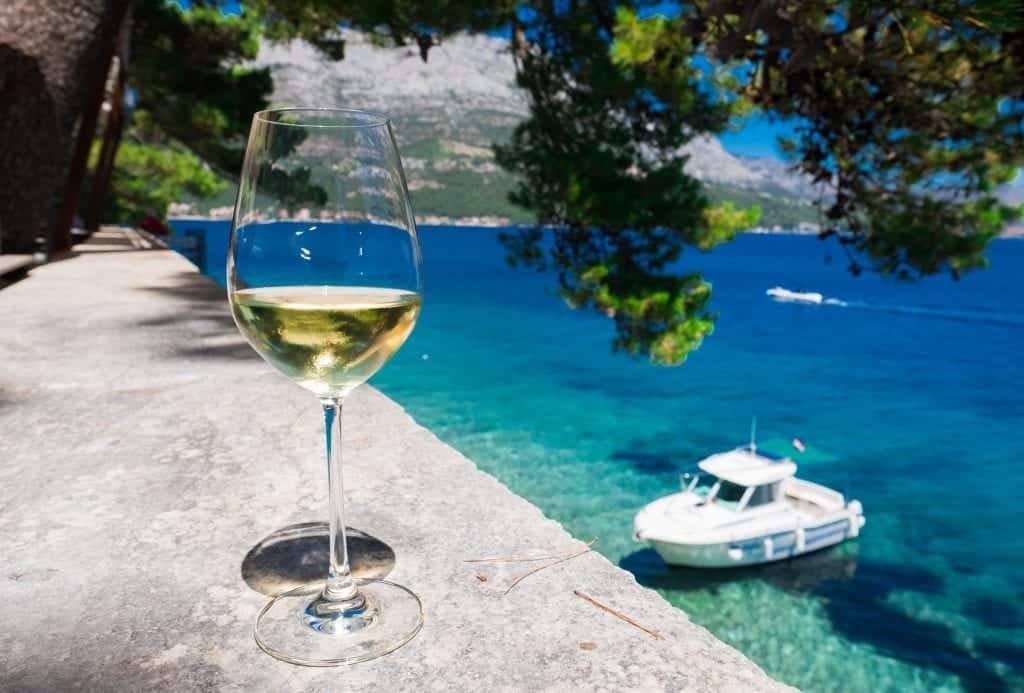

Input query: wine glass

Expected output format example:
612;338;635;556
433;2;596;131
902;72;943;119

227;108;424;666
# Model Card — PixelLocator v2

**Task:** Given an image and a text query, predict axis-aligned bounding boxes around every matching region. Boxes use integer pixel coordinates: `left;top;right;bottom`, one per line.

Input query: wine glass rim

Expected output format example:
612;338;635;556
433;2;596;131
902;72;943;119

253;107;391;129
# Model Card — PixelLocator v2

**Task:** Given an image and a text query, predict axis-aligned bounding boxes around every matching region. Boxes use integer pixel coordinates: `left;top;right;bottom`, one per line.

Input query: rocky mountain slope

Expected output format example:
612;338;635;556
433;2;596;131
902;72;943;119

200;31;820;227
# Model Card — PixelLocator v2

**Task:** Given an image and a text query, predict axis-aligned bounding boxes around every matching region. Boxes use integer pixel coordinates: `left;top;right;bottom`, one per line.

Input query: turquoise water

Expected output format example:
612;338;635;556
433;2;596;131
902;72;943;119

175;221;1024;692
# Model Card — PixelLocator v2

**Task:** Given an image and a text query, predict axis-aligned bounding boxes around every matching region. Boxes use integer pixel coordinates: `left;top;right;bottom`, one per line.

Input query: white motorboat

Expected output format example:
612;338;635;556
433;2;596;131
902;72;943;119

633;445;865;568
766;286;824;304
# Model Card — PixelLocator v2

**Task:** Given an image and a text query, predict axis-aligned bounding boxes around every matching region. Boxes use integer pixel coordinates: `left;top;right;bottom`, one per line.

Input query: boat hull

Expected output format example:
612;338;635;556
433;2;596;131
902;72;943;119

766;287;824;304
646;517;861;568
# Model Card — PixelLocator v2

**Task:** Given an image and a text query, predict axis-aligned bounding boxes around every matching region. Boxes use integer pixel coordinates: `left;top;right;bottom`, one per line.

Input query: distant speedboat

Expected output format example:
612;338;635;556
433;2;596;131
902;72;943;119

766;286;824;304
633;446;865;568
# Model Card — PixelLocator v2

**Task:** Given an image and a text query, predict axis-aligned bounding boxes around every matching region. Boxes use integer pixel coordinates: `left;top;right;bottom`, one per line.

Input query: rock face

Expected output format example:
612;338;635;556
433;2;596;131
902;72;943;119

256;31;812;192
246;32;819;226
679;135;819;198
257;32;528;119
0;230;794;692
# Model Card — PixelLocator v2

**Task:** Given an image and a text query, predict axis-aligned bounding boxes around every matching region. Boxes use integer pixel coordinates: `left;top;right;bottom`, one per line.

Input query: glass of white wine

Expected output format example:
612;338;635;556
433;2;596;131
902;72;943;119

228;108;424;666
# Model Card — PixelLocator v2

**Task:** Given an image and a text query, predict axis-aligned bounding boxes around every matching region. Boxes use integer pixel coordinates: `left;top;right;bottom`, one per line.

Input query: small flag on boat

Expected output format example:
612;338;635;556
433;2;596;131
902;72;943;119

792;438;806;453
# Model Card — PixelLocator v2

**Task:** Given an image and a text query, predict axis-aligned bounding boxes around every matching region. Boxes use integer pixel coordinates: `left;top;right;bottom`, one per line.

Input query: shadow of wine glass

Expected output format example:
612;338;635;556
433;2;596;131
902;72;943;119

241;522;396;596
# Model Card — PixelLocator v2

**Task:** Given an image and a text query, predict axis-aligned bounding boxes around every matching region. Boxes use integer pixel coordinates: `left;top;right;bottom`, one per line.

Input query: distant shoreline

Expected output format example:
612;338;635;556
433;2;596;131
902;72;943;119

168;215;1024;238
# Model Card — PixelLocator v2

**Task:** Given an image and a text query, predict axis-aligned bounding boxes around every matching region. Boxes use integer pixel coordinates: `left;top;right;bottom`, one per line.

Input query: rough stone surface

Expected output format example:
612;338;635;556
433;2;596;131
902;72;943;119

0;232;792;692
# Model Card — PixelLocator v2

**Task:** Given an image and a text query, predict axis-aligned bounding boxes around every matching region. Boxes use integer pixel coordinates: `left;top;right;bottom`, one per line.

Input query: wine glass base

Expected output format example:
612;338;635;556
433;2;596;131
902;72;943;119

254;578;423;666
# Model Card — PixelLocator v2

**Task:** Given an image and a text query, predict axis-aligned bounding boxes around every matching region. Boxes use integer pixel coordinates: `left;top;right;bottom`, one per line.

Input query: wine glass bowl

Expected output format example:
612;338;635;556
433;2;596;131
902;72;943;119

231;285;421;399
227;108;424;666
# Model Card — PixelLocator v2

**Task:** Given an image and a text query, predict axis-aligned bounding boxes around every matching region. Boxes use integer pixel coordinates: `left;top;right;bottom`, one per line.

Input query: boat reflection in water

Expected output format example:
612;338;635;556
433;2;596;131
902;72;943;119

621;542;860;595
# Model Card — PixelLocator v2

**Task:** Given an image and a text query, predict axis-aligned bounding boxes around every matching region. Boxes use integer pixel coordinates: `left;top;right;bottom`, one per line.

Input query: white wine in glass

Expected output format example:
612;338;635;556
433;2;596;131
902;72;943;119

232;287;421;398
228;108;424;666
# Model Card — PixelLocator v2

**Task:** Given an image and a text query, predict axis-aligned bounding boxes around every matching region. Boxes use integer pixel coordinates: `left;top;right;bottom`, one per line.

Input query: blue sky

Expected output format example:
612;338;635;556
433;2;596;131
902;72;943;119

720;117;796;160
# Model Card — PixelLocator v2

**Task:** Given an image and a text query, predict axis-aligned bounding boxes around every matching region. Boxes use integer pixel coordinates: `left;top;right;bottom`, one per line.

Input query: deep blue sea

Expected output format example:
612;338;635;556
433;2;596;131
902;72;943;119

174;220;1024;692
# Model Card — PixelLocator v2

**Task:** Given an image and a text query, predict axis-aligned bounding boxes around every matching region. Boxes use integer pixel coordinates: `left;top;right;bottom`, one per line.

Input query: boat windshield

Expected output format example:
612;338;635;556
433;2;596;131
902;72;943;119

712;479;747;510
683;471;716;498
694;474;715;498
684;470;716;497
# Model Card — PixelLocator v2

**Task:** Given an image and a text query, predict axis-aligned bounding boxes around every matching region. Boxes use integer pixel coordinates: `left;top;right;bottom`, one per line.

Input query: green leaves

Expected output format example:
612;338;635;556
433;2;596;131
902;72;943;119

103;111;227;221
700;201;762;250
610;7;670;66
681;1;1024;277
131;0;273;177
558;253;716;366
494;1;749;365
240;0;516;61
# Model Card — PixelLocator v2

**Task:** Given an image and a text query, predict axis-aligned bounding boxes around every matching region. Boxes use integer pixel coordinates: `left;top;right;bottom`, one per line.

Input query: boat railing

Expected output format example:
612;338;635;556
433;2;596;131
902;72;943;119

783;477;845;510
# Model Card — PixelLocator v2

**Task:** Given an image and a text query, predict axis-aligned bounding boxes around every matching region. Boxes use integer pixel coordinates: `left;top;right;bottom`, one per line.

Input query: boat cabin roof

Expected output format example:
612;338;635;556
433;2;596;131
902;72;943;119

697;446;797;486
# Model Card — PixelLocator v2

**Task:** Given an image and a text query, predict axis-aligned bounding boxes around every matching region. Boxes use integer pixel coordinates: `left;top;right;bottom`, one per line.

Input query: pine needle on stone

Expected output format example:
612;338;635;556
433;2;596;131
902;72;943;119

502;539;596;595
573;590;666;640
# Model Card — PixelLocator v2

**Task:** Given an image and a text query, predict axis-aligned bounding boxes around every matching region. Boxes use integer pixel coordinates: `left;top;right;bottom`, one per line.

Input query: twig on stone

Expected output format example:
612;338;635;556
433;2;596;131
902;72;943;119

502;540;596;595
573;590;666;640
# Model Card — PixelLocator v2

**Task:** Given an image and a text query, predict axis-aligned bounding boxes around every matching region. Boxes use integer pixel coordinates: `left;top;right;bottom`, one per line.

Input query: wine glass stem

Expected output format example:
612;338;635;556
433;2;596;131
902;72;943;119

321;398;362;607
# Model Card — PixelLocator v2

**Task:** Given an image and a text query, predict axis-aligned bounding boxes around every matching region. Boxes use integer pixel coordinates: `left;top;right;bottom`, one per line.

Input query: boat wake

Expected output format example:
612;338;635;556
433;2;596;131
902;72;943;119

862;302;1024;328
767;286;1024;327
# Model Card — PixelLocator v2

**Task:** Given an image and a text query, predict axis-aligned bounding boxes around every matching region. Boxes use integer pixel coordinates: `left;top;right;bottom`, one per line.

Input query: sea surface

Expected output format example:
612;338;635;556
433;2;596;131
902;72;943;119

174;220;1024;692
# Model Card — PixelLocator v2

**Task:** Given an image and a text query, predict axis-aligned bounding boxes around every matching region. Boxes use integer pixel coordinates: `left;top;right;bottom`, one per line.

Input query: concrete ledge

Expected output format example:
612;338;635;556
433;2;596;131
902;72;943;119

0;254;33;282
0;232;791;691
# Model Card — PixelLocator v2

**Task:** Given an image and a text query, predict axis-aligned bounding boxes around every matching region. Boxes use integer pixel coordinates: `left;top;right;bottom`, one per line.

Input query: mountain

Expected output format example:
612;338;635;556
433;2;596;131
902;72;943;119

187;31;820;227
680;136;813;198
678;136;821;230
256;33;528;119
